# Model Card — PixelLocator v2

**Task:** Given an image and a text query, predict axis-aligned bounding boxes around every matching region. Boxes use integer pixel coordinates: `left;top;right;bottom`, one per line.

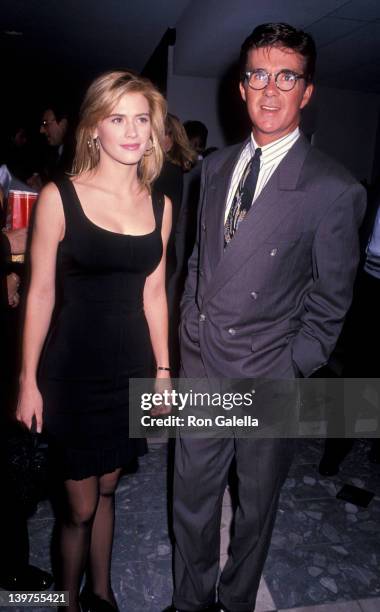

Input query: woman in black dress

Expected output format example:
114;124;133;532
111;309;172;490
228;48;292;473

16;71;171;612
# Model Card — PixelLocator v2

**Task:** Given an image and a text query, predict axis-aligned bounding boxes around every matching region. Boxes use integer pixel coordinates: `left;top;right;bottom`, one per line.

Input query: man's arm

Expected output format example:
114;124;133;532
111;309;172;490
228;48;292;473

292;182;366;378
180;159;208;318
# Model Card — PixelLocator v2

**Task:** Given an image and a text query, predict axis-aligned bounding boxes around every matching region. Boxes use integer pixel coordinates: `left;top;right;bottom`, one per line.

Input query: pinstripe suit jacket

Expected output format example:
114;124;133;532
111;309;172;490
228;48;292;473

180;134;366;379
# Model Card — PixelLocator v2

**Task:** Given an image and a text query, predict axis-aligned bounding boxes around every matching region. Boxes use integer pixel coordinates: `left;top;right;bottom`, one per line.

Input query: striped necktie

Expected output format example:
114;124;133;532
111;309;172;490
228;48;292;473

224;147;262;247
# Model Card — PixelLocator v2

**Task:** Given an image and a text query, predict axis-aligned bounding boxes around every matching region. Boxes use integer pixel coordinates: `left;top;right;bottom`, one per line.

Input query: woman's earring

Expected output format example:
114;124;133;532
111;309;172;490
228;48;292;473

144;138;154;156
87;137;99;151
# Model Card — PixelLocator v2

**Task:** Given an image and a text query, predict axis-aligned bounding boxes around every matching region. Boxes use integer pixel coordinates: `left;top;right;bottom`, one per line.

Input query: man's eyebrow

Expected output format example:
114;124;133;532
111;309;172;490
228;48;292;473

248;67;295;71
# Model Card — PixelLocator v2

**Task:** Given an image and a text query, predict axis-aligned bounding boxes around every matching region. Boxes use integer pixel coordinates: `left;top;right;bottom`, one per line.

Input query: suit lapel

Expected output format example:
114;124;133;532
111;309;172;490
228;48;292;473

203;134;311;305
205;142;248;272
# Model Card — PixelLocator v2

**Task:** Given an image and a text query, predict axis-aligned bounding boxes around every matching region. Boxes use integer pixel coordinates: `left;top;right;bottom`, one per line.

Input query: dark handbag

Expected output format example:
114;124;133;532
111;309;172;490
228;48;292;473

3;424;49;516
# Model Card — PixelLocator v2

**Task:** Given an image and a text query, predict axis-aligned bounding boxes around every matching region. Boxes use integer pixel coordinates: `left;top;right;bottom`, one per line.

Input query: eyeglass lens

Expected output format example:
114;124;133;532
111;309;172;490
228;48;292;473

248;70;298;91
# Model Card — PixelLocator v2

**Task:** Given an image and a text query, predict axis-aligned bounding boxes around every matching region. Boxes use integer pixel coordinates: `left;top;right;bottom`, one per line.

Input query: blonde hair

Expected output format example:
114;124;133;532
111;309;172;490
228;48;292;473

165;113;197;171
72;70;167;189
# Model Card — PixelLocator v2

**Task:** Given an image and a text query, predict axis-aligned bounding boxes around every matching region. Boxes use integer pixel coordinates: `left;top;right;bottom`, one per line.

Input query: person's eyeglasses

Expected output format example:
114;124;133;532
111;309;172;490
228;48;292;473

244;69;305;91
40;119;56;128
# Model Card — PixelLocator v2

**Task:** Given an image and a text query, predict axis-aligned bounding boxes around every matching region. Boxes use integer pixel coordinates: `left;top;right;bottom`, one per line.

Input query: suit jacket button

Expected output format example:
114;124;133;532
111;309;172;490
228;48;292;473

270;248;278;256
199;269;204;277
228;327;236;335
199;314;206;322
202;222;206;231
250;291;258;300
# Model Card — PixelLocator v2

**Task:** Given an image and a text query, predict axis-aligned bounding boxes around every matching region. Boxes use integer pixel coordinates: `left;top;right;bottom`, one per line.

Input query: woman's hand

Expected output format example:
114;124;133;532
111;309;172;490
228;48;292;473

151;370;172;416
3;228;28;255
27;174;43;192
16;382;43;433
7;273;20;307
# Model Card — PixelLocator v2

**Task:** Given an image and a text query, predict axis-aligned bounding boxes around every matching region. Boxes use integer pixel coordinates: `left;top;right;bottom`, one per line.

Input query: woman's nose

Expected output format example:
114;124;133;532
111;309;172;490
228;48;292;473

124;119;137;137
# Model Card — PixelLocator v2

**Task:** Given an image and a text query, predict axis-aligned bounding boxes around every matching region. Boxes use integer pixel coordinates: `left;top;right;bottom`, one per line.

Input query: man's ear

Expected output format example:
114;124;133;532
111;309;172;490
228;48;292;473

300;83;314;110
239;81;247;103
58;117;69;135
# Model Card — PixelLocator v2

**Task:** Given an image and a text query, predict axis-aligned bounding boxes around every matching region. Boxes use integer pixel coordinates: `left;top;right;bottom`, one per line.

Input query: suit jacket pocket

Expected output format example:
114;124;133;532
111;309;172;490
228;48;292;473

251;328;298;353
250;328;300;376
181;309;200;346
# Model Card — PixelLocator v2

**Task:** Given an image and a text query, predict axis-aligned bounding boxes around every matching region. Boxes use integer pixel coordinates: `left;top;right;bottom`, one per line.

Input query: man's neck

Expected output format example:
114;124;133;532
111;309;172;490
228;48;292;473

251;127;300;151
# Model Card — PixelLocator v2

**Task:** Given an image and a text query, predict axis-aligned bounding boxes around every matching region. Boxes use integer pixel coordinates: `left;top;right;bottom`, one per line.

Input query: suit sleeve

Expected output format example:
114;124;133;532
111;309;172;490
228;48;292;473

180;159;208;318
292;182;367;378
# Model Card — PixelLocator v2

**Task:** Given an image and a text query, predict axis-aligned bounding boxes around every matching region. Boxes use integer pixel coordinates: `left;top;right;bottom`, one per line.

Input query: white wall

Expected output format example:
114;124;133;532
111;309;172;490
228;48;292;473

311;86;380;183
166;46;227;149
167;74;226;149
167;46;380;182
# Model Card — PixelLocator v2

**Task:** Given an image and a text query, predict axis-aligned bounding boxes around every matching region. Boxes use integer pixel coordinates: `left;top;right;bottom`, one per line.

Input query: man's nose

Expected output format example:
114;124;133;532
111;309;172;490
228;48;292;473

264;75;278;96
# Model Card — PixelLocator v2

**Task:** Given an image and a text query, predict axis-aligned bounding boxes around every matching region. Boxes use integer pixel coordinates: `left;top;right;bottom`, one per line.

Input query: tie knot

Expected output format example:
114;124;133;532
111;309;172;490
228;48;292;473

253;147;262;160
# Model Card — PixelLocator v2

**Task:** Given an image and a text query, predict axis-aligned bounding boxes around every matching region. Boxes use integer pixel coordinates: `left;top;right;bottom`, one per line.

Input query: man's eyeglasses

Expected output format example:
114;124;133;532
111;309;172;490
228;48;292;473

244;69;306;92
40;119;56;128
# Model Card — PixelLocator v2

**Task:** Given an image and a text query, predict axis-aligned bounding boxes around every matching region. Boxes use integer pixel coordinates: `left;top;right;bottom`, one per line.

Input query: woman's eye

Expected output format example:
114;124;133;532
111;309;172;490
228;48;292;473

111;117;123;124
137;116;149;124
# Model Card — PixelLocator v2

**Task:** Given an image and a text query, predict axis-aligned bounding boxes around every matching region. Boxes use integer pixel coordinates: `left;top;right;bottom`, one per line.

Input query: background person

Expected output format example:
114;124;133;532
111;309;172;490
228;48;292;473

38;100;76;183
156;113;197;375
183;120;208;161
319;181;380;475
0;187;52;592
156;113;196;282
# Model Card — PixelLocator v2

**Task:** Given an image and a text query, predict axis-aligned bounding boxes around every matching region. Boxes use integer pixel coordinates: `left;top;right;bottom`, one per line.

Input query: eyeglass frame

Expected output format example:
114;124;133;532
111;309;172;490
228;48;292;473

244;69;306;91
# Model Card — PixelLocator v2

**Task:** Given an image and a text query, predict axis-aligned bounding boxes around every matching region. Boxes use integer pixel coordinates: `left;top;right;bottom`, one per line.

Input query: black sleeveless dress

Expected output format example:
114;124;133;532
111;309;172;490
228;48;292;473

38;177;163;480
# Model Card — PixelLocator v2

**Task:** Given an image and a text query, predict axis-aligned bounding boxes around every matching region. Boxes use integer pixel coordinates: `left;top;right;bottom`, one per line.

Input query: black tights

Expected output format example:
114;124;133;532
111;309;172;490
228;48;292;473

57;468;122;612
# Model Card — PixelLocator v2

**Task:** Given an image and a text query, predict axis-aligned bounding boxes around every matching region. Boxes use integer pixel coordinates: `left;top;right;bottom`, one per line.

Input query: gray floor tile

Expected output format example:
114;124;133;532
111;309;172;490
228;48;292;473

112;558;173;611
358;597;380;611
22;440;380;612
278;601;362;611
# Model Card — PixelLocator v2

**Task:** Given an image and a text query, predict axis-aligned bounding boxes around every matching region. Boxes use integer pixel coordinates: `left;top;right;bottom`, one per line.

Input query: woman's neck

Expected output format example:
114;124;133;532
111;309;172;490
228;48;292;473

90;156;144;196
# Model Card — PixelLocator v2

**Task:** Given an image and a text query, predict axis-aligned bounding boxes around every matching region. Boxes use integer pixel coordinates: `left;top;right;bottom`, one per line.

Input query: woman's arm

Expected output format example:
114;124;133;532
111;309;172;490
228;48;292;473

143;195;172;379
17;183;64;431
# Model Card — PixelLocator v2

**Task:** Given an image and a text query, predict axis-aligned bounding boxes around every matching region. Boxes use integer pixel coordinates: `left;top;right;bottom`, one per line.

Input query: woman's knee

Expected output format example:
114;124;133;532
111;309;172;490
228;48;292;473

99;470;121;497
63;478;99;526
66;500;98;526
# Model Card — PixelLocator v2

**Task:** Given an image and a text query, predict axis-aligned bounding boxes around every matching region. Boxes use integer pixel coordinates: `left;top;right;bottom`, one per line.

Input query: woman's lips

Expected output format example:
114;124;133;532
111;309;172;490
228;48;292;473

120;144;140;150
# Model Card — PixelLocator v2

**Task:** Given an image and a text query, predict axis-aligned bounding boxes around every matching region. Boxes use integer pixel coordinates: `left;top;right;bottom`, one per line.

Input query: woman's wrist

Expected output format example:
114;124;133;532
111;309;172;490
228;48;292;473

157;366;171;371
19;374;38;389
156;368;171;379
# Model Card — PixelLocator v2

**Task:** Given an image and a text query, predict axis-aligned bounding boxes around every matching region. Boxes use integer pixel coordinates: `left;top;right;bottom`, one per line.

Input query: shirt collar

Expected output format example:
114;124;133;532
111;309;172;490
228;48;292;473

250;127;300;161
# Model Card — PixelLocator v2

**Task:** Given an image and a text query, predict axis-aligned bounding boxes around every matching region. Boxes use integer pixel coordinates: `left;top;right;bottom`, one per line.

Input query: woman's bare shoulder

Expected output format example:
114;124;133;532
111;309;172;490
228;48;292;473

35;182;64;223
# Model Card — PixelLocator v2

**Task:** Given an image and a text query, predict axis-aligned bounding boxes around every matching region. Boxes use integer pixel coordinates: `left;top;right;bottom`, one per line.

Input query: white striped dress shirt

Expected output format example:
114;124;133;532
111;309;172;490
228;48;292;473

224;127;300;223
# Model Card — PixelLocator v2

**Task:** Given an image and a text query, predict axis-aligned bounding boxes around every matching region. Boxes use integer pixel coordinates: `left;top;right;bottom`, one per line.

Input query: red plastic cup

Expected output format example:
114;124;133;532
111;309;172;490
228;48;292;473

7;190;38;229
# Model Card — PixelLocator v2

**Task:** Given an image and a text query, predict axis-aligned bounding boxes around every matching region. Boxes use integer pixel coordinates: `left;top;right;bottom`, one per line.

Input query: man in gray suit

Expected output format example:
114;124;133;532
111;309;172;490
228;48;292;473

172;23;366;612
